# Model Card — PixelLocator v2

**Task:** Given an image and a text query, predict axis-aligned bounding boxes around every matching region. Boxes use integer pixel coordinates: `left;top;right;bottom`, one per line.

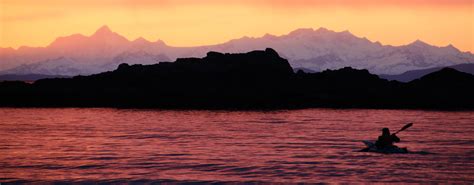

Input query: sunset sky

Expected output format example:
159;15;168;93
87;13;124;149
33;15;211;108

0;0;473;52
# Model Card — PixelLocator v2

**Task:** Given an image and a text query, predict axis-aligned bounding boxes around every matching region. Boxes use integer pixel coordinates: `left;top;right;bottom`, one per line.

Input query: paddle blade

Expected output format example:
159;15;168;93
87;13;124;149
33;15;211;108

400;123;413;132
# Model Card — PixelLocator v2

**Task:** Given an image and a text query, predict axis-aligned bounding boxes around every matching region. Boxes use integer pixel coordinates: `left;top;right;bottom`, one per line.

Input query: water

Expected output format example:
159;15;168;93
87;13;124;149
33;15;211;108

0;108;473;183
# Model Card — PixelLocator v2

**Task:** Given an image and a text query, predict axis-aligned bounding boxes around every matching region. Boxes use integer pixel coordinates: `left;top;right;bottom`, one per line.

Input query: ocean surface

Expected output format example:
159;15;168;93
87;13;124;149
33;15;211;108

0;108;473;183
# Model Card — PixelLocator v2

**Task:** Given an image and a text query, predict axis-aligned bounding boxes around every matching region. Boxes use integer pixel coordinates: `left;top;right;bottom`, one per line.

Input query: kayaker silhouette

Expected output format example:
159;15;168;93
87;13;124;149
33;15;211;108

375;128;400;149
361;123;412;153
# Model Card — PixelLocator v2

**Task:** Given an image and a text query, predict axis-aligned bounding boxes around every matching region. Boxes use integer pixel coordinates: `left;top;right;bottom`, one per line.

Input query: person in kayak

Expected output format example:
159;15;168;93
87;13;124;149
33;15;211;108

375;128;400;149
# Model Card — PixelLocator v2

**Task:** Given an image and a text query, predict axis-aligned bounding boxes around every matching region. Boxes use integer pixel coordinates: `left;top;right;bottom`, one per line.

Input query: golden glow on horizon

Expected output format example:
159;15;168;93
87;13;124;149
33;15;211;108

0;0;473;52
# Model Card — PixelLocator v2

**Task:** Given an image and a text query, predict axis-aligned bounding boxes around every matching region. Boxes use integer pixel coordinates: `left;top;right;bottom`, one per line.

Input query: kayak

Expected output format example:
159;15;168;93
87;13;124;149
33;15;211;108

360;140;408;154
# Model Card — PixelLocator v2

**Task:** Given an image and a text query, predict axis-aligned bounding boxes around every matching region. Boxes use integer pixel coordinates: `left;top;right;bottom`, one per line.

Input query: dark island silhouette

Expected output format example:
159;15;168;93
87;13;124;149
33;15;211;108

0;48;473;109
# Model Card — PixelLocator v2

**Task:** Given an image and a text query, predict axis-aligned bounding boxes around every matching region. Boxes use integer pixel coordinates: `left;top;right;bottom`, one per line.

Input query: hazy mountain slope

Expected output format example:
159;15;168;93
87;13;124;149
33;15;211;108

380;63;474;82
0;26;171;75
0;74;69;82
1;57;88;76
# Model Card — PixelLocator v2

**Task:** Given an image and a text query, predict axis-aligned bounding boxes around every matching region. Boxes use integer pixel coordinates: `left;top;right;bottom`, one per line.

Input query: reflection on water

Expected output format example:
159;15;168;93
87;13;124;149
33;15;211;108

0;108;473;183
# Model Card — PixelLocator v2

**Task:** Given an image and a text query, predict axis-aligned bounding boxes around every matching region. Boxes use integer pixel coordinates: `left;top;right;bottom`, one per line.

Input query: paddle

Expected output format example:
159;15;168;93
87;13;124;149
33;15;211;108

393;123;413;135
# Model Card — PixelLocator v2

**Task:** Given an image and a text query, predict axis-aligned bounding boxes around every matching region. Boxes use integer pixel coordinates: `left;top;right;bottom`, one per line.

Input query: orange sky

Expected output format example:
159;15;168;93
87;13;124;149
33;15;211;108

0;0;473;52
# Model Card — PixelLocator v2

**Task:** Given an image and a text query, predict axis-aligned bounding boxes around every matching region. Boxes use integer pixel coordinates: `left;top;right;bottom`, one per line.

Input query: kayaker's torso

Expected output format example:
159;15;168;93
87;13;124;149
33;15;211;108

375;134;400;149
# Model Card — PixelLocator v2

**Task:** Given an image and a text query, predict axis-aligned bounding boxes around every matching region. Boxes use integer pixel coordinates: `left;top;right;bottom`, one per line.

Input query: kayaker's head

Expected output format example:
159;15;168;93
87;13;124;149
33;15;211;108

382;128;390;136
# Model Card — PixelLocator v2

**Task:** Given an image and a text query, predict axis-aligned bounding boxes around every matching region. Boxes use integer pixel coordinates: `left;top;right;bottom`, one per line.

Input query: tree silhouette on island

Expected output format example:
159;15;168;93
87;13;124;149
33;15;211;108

0;48;473;109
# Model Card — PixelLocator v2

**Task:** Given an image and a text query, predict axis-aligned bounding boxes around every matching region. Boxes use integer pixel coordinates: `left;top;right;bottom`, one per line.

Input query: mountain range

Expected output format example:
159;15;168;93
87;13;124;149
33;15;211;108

1;25;473;76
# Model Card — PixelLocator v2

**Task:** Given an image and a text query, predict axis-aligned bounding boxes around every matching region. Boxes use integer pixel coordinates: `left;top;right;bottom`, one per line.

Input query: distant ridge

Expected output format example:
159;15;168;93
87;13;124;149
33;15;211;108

0;74;69;82
1;49;473;110
1;26;472;76
380;63;474;82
